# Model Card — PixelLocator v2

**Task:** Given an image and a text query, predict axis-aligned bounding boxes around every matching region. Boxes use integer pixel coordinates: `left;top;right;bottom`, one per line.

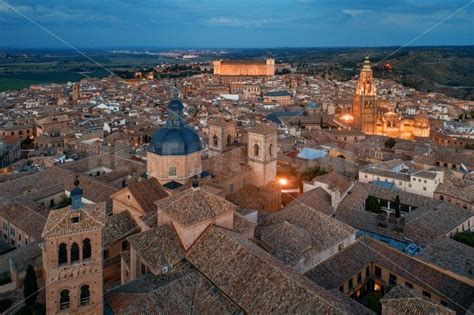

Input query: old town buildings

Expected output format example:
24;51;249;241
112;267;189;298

0;55;473;314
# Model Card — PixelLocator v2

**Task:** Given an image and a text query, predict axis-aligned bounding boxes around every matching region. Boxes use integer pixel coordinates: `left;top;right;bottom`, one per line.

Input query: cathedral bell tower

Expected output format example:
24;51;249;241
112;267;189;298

42;177;105;314
208;117;236;157
247;124;277;187
353;56;377;134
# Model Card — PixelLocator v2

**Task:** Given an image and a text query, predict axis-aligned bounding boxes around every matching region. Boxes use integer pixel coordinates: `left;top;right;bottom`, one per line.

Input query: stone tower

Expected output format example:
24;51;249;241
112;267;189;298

42;178;105;315
353;56;377;134
208;117;236;157
71;83;80;102
247;124;277;187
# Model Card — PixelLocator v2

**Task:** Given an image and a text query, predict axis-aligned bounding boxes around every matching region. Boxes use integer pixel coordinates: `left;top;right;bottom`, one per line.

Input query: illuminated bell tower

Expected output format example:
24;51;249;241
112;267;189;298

353;56;377;134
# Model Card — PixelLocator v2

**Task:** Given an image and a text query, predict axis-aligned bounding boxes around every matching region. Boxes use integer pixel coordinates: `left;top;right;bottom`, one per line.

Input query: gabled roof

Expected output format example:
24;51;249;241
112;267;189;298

127;224;184;272
42;203;106;239
126;178;168;214
156;189;235;227
187;225;359;314
306;237;474;314
0;203;47;240
103;211;137;247
106;263;243;314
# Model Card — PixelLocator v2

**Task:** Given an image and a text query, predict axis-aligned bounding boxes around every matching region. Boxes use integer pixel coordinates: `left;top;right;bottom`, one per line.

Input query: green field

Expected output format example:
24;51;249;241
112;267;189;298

0;70;110;92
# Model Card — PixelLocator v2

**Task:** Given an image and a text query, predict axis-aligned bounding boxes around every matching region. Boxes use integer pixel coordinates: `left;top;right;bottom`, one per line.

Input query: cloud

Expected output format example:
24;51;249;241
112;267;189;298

342;9;373;17
205;16;270;27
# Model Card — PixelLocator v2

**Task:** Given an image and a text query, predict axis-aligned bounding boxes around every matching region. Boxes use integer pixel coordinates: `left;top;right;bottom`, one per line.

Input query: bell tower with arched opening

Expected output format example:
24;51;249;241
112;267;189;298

42;177;105;314
247;124;277;187
353;56;377;134
208;117;236;157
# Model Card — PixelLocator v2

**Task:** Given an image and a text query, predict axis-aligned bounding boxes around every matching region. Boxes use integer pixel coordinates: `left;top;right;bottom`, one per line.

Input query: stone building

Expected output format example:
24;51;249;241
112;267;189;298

247;123;278;187
207;117;236;157
213;57;275;76
41;179;105;314
146;99;202;187
352;57;430;140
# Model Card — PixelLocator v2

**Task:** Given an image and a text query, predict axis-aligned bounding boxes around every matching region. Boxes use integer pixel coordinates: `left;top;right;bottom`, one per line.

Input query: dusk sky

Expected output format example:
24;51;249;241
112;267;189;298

0;0;473;48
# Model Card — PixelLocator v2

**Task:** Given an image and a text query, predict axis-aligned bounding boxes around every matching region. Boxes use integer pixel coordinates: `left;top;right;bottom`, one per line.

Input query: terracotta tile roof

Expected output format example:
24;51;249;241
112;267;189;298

403;201;471;246
208;117;234;127
103;211;137;247
435;180;474;203
187;225;358;314
203;146;252;182
155;189;235;227
284;187;333;216
106;262;243;314
418;238;474;280
306;237;474;314
259;198;355;267
313;171;352;193
226;184;267;210
381;285;455;315
247;123;277;136
127;178;169;214
42;202;106;239
0;203;47;240
233;212;256;237
127;224;184;272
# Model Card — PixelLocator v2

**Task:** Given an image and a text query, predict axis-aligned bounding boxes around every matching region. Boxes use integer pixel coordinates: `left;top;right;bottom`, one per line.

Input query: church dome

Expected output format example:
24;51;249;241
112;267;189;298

148;99;202;156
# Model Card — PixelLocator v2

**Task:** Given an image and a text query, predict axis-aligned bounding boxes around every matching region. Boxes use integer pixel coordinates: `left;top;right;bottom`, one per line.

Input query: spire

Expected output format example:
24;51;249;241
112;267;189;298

362;56;371;70
70;175;83;210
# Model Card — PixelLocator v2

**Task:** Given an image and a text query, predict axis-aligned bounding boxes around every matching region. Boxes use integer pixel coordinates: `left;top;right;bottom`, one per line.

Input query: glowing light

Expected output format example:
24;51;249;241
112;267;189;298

374;283;382;292
340;114;354;121
278;178;288;186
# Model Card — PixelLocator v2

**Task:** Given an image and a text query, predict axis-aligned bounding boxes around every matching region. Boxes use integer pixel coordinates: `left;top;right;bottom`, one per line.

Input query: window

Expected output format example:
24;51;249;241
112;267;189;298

18;234;21;241
212;135;218;146
71;216;80;224
2;222;6;231
374;266;382;277
58;243;68;266
140;262;147;275
103;249;109;259
80;285;90;306
389;273;397;285
439;195;444;200
83;238;91;260
269;144;273;156
348;279;353;290
71;242;80;264
338;243;344;251
339;285;344;292
10;227;15;236
253;144;260;157
441;300;448;307
366;266;370;277
422;291;431;299
423;187;426;191
405;281;413;289
357;272;362;283
59;290;70;310
227;134;232;146
169;166;176;176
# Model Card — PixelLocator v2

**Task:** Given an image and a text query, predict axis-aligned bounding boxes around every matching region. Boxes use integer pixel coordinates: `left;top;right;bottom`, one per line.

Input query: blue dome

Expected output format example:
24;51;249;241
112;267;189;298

148;98;202;156
148;127;202;155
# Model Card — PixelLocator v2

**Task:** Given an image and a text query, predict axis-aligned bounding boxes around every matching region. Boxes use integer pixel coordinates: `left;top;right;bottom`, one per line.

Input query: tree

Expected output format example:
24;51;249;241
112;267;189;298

23;265;38;308
366;292;382;314
384;137;397;149
393;195;401;218
299;166;327;182
366;196;381;213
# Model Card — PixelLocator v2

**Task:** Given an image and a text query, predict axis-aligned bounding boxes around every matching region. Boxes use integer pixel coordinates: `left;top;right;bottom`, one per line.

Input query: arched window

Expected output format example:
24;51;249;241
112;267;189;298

58;243;67;266
253;144;259;157
71;242;80;264
268;144;273;156
212;135;218;146
80;285;90;306
59;289;70;310
227;135;232;146
83;238;91;261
